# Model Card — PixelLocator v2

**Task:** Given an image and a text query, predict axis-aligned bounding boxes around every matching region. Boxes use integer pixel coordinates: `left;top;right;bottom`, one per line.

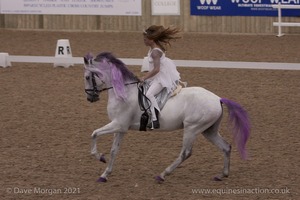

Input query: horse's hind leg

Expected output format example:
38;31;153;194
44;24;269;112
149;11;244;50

156;125;200;182
202;117;231;181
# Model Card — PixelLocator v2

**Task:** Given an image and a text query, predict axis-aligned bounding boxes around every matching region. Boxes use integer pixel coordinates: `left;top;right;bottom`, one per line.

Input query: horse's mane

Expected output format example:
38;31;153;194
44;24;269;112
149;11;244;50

94;52;139;101
95;52;138;81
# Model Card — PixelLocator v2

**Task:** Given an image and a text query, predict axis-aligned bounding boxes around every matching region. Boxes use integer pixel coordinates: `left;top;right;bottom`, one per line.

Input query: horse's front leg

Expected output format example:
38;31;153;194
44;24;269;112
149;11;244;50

91;121;123;161
97;132;125;182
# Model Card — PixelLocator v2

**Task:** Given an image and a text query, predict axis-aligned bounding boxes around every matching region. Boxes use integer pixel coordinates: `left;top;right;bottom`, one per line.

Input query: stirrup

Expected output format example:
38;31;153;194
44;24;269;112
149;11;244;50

152;120;160;129
147;120;160;130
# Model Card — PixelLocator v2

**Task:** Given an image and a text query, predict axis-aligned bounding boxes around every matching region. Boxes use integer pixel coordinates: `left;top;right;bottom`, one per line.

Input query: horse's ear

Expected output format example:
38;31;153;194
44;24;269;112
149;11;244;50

84;53;93;65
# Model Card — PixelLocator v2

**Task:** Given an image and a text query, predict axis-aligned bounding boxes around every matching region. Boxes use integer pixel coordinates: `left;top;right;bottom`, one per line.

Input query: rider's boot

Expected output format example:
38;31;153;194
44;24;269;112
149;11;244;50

152;109;160;129
147;108;160;130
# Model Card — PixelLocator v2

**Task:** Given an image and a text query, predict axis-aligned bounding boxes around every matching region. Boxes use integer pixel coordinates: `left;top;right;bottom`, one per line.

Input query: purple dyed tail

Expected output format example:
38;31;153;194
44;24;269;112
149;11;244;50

220;98;250;160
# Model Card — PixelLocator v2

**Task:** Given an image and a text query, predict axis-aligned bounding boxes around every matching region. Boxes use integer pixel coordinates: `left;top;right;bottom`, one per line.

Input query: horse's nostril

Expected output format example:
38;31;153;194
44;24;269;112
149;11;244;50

87;96;99;103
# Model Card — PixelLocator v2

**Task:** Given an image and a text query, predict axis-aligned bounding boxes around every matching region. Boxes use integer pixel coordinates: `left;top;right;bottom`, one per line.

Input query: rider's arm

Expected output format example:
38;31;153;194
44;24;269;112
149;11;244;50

141;49;162;82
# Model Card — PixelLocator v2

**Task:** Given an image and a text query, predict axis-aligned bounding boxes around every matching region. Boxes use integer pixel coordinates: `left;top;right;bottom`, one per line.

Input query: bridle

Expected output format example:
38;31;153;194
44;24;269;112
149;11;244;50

85;71;139;102
85;72;101;102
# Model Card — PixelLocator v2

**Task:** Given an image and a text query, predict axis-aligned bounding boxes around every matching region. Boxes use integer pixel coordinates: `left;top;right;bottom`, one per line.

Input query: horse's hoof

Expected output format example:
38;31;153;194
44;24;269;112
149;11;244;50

99;155;106;163
155;176;164;183
213;176;223;181
97;177;107;183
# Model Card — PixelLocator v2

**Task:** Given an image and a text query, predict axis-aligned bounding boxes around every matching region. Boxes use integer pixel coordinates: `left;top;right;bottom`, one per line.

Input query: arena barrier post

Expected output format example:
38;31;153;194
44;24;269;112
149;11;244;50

272;3;300;37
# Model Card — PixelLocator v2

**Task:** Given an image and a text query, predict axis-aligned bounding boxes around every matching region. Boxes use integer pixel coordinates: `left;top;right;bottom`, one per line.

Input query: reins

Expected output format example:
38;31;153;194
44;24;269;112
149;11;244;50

137;83;152;131
99;81;140;93
85;71;139;96
137;84;151;111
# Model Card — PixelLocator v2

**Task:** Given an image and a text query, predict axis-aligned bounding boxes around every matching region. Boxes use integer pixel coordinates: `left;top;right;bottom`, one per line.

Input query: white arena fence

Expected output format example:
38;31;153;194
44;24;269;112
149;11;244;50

1;38;299;70
1;55;300;71
272;3;300;37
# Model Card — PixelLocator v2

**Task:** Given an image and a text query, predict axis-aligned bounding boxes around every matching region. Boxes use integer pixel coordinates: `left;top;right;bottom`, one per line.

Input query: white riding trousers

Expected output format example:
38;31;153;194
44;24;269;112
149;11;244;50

145;82;163;121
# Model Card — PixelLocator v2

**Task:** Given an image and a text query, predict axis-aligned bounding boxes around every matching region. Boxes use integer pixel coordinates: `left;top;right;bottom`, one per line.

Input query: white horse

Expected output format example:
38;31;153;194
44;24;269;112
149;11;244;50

83;52;250;183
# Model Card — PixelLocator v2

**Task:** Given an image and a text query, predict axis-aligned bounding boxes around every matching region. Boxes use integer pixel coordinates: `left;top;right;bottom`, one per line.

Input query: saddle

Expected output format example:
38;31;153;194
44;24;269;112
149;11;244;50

138;81;187;131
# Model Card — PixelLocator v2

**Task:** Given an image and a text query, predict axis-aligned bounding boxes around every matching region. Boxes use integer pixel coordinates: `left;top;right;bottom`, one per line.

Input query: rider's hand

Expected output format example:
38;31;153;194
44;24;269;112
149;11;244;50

140;77;145;83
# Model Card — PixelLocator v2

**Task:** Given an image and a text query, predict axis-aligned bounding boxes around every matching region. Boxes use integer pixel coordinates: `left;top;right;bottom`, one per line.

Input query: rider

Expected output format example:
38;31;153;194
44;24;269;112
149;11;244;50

140;25;181;129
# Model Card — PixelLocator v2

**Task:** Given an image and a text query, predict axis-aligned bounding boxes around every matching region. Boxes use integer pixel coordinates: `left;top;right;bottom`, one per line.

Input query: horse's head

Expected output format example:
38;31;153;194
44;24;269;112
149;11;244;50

83;52;139;102
83;53;107;103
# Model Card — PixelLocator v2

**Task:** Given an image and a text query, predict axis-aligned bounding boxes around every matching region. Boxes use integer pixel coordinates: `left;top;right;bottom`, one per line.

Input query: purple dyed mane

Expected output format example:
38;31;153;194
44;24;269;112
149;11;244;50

95;52;138;81
93;52;139;101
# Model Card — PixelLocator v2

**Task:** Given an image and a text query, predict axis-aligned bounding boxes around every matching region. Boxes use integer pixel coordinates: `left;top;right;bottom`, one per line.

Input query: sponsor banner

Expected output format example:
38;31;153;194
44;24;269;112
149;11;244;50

152;0;180;15
191;0;300;16
0;0;141;16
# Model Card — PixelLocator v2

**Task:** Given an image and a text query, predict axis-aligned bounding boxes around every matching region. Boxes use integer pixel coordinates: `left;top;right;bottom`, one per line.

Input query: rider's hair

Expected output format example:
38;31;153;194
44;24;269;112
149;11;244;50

143;25;182;52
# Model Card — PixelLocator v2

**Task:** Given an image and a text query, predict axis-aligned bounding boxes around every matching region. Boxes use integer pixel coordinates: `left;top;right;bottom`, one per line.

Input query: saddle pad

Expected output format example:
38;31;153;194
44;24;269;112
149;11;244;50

138;80;187;111
171;84;182;97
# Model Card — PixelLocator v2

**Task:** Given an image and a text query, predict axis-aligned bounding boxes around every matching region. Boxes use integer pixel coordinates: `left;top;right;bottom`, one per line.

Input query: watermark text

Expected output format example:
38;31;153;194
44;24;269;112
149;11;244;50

192;187;290;195
6;187;80;196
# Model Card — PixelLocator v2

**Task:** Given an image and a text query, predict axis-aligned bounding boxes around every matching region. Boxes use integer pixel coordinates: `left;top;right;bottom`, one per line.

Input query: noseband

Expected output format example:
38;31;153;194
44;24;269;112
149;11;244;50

85;72;101;102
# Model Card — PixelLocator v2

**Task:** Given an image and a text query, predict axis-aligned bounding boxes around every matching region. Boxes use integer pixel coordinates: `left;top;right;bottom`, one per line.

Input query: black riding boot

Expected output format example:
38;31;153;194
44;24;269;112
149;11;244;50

147;108;160;129
152;108;160;129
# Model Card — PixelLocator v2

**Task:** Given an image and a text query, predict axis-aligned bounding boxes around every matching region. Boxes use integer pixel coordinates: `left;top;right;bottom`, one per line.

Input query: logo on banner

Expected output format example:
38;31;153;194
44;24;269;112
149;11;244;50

231;0;261;3
198;0;221;10
199;0;218;5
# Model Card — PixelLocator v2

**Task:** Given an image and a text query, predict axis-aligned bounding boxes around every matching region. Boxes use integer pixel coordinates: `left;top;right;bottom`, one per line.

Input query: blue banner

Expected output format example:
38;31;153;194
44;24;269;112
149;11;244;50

190;0;300;16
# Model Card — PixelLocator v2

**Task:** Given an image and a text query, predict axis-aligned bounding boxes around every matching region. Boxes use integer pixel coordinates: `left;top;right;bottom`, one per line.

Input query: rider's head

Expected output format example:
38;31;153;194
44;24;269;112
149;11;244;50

143;25;181;52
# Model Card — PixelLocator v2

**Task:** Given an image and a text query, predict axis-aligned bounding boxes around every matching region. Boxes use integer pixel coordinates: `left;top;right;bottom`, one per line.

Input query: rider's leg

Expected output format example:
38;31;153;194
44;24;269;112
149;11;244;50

146;82;163;128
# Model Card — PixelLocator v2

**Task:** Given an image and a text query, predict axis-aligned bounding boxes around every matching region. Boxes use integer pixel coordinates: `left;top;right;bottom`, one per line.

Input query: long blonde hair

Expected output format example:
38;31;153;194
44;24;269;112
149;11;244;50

143;25;181;52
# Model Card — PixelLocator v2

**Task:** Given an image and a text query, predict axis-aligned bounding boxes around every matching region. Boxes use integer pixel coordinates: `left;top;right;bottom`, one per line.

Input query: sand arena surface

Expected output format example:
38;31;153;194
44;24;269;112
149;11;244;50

0;30;299;200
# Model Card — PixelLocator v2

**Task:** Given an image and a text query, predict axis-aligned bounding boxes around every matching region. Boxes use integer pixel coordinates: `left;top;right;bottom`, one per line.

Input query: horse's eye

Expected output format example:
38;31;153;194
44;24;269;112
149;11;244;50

85;76;90;80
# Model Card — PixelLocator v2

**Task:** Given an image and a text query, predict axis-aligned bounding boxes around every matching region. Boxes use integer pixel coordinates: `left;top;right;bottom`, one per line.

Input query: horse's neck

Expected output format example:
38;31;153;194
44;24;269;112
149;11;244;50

106;84;139;123
107;84;138;105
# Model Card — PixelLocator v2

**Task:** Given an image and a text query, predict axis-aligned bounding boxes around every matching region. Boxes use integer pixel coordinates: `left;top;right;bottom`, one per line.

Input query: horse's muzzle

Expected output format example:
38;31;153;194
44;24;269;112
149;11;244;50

87;94;100;103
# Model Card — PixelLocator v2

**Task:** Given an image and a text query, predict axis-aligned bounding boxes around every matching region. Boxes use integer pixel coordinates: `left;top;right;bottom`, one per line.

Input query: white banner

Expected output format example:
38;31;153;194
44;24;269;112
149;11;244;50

152;0;180;15
0;0;141;16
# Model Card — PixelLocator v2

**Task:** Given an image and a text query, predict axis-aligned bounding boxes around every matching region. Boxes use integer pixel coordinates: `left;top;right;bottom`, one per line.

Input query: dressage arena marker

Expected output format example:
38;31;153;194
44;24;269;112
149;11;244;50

0;53;11;68
0;55;300;70
272;3;300;37
53;39;74;68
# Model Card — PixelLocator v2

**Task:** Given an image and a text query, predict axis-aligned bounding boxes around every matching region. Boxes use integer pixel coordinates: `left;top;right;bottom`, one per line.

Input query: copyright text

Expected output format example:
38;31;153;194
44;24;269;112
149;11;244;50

6;187;80;195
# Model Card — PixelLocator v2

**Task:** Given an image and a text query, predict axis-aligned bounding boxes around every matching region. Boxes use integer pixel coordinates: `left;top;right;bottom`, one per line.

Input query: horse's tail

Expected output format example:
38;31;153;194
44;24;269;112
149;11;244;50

220;98;250;160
